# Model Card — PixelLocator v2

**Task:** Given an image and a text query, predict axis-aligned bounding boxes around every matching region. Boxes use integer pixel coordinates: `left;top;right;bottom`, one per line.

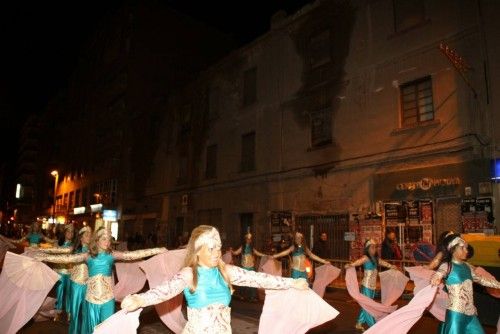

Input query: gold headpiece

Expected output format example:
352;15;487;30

365;239;376;247
447;236;466;251
244;232;252;239
65;224;74;232
96;227;111;239
79;226;91;235
195;227;222;249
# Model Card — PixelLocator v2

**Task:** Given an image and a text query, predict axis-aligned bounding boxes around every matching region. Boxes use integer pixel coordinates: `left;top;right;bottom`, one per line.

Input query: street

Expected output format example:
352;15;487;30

20;288;497;334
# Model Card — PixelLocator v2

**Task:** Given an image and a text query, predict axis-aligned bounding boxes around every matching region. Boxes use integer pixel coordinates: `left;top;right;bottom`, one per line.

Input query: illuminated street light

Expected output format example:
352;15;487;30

51;170;59;224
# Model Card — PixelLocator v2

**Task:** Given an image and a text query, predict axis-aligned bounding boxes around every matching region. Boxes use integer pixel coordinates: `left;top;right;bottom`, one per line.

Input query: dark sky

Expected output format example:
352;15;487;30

0;0;313;167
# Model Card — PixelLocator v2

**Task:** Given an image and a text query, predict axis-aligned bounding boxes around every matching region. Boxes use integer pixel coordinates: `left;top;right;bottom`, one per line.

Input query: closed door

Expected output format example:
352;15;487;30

435;197;462;237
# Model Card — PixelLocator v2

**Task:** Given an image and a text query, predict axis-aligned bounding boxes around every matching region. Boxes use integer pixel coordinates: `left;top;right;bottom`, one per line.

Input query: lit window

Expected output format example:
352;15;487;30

400;77;434;127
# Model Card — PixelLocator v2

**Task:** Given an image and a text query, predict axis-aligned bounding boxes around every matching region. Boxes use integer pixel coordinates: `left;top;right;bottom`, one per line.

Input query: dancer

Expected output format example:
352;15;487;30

67;226;92;334
344;239;397;331
5;221;56;247
425;231;454;270
121;225;308;334
231;232;267;301
272;231;330;280
430;233;500;334
35;227;166;333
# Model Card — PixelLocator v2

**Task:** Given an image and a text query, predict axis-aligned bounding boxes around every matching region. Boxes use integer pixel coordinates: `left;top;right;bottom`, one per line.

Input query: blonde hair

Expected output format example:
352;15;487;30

184;225;232;293
89;227;112;257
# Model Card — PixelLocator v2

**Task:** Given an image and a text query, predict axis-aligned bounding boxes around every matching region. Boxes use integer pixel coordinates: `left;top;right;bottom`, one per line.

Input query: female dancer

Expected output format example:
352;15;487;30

35;227;166;333
272;231;330;280
430;233;500;334
231;232;267;301
67;226;91;334
5;221;56;247
121;225;308;334
51;224;74;319
344;239;396;331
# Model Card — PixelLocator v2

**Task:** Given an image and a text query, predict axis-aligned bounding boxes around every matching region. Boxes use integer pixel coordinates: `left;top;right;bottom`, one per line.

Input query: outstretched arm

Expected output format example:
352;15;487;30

113;247;166;261
121;267;192;311
253;248;267;257
272;246;293;259
424;252;443;270
227;265;307;290
35;252;87;264
42;236;57;244
232;246;242;256
305;247;330;265
345;255;368;269
430;263;448;286
469;264;500;289
379;259;397;270
40;247;73;254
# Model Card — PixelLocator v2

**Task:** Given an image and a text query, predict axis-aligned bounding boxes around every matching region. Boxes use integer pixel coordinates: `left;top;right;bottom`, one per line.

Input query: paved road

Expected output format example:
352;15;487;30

20;289;497;334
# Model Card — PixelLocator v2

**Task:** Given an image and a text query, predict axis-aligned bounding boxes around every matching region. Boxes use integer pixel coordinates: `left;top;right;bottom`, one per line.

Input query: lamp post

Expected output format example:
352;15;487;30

51;170;59;224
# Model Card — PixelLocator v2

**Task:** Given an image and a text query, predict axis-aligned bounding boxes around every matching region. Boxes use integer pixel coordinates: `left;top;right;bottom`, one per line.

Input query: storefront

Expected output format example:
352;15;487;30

373;159;494;258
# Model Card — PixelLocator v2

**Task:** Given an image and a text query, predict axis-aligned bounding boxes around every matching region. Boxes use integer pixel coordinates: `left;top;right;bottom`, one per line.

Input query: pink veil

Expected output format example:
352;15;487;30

312;264;341;298
345;267;397;320
139;249;187;334
379;269;409;305
0;252;60;334
93;309;142;334
113;261;147;302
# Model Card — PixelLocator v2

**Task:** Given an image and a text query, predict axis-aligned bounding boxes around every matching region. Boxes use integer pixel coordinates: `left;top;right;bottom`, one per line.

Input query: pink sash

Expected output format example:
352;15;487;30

312;264;341;298
113;262;147;302
379;269;409;305
93;309;142;334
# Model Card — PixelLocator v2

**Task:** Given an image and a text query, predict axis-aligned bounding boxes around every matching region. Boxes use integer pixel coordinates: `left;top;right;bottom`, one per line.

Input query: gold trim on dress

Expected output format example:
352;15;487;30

85;274;114;304
362;269;377;290
446;279;477;316
182;304;231;334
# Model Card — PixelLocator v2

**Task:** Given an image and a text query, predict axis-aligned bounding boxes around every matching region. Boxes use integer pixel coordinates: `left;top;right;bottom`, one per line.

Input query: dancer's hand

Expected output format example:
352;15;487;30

292;278;308;290
430;274;442;287
344;263;351;269
121;294;144;313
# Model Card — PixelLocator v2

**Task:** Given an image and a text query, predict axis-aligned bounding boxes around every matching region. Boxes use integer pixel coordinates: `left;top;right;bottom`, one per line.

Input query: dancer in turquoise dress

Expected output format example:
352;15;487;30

273;231;330;280
231;232;267;301
345;239;396;331
36;227;166;333
431;233;500;334
67;226;91;334
7;221;56;247
121;225;308;334
51;224;75;319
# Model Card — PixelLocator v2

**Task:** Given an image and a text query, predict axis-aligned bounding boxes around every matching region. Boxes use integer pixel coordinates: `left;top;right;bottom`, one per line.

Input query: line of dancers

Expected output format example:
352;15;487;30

1;225;499;334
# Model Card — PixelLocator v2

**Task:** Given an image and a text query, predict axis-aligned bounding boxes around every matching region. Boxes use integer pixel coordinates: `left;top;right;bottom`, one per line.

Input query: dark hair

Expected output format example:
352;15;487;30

364;241;379;265
437;231;453;253
441;233;463;278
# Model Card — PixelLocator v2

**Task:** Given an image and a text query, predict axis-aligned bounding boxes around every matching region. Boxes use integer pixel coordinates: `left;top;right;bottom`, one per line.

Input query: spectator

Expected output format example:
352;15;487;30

381;230;402;261
312;232;331;259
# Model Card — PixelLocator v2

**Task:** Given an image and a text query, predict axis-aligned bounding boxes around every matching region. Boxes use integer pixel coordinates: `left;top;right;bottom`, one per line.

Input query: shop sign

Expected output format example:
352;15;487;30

396;177;461;191
344;232;356;241
73;207;86;215
103;209;117;221
90;204;103;213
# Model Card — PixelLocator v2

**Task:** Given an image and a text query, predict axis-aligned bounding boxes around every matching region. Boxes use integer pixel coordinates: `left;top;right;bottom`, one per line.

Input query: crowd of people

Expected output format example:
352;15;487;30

0;222;498;334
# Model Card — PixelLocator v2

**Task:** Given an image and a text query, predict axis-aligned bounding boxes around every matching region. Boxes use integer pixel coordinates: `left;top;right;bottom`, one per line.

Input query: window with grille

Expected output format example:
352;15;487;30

205;144;217;179
311;108;332;148
243;68;257;106
400;77;434;127
241;131;256;172
309;30;331;68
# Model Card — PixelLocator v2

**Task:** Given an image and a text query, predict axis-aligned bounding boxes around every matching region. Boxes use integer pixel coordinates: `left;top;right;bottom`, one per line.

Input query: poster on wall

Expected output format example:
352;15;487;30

419;200;433;224
404;201;420;225
269;211;293;241
384;202;406;226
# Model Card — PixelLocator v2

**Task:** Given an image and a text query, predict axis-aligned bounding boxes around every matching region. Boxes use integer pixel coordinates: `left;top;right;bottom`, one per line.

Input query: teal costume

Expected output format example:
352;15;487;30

55;240;73;311
291;246;308;279
240;244;257;300
438;261;500;334
357;260;377;327
27;233;43;246
81;252;115;334
184;267;231;308
68;245;88;334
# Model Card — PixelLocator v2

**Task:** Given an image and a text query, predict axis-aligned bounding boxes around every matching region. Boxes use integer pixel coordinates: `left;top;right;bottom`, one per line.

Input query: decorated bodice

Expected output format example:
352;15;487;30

183;267;231;309
443;262;476;315
87;252;114;277
292;245;306;271
241;244;255;268
70;245;89;284
362;259;378;290
27;233;43;245
52;240;74;272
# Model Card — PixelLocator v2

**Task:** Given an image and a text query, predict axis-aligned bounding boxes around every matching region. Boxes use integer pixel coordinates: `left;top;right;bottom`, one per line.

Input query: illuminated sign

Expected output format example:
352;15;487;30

56;216;66;224
73;207;86;215
397;177;461;191
15;184;21;199
492;159;500;180
90;204;103;213
103;210;117;221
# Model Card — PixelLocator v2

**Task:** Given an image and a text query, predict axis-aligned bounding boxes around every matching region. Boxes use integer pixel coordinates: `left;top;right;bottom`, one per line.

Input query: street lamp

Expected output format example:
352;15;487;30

51;170;59;224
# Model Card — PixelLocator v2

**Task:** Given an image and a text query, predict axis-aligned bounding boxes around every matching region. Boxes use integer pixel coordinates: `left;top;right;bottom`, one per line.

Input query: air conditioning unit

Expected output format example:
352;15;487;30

181;194;189;206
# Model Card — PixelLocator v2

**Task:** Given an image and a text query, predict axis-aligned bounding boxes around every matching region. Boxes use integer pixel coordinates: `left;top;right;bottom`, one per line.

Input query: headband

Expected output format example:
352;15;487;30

79;226;91;235
195;227;222;249
447;236;466;251
445;231;455;238
65;224;74;232
96;228;111;239
365;239;376;247
244;233;252;239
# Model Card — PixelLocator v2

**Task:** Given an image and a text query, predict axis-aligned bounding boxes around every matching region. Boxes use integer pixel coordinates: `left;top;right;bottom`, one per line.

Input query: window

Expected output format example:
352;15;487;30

205;144;217;179
63;193;68;208
393;0;425;33
75;189;81;207
241;132;256;172
311;108;332;148
400;77;434;127
208;86;220;120
309;30;331;68
243;68;257;106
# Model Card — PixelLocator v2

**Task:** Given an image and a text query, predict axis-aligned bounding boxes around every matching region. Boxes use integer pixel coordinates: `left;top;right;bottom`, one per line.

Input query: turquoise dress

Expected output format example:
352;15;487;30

55;240;73;311
27;233;43;246
68;245;88;334
241;244;255;271
357;260;377;327
184;266;231;308
81;252;115;334
438;262;489;334
291;246;308;279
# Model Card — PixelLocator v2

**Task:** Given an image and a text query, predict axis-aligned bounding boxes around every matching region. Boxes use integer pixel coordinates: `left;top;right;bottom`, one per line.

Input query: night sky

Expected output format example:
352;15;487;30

0;0;313;168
